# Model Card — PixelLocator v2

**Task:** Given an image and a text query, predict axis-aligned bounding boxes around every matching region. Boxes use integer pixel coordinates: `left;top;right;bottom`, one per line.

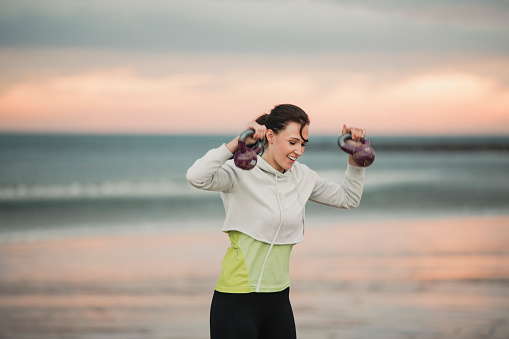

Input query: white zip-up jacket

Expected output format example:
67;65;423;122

186;143;365;245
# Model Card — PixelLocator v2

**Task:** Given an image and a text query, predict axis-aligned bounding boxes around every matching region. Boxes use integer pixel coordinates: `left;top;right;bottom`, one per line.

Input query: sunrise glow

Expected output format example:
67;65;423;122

1;1;508;136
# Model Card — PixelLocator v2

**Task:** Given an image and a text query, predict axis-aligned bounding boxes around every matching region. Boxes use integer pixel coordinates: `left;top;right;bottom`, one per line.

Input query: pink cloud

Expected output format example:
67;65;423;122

1;66;508;135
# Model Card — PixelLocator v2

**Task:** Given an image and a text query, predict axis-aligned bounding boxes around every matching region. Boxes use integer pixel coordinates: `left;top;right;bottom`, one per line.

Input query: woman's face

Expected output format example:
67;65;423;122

262;122;309;173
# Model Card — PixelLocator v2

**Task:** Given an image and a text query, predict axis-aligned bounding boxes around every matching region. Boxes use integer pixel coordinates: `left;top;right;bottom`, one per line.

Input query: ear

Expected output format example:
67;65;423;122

266;129;275;143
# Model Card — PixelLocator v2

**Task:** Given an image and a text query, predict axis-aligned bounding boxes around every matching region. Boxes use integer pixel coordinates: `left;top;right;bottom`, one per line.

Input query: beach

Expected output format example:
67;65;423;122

1;215;508;339
1;133;508;338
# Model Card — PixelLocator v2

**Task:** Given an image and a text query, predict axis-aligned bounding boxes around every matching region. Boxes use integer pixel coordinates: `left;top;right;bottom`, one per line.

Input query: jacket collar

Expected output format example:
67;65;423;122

256;155;292;178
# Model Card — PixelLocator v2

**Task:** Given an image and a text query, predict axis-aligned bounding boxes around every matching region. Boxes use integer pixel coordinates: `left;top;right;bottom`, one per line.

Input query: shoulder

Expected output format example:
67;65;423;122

223;158;263;181
292;161;314;173
291;161;318;181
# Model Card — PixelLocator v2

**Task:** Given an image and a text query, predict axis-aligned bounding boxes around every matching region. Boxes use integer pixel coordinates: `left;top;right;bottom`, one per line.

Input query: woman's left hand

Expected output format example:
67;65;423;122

342;125;367;167
342;124;366;141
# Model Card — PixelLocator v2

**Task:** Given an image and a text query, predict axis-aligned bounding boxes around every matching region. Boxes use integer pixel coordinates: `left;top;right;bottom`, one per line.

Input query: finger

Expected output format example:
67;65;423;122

255;126;266;140
356;128;363;140
357;128;364;140
349;128;356;140
246;121;263;140
351;128;362;141
342;124;348;135
351;130;358;140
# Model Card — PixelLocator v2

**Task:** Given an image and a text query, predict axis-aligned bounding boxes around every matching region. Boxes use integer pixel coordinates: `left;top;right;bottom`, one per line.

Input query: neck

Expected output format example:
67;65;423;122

261;151;285;173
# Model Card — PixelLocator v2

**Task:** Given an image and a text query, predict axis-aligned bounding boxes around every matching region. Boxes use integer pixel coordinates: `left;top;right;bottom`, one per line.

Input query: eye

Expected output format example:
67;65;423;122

289;141;296;145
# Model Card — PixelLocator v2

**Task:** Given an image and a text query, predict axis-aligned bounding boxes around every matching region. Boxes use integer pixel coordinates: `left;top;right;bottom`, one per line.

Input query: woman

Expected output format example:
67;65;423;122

186;104;366;338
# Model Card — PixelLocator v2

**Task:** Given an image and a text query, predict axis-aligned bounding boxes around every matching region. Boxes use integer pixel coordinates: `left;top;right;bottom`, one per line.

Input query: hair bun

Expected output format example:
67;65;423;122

255;113;269;126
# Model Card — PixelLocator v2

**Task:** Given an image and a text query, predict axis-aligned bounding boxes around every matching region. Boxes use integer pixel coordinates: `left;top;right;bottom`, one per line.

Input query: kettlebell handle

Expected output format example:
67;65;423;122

239;129;265;155
337;133;375;167
338;133;358;149
337;133;369;150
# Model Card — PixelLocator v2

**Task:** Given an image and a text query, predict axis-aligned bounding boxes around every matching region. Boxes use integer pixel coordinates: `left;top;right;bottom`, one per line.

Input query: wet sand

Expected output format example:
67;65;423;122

1;215;508;338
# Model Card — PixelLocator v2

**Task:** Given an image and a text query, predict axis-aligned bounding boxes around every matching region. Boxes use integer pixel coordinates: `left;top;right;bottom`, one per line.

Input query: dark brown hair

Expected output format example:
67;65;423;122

256;104;310;142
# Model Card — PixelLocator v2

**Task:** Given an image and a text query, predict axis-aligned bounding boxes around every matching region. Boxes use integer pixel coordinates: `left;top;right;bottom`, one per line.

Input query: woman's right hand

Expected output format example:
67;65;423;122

245;121;267;145
226;121;267;153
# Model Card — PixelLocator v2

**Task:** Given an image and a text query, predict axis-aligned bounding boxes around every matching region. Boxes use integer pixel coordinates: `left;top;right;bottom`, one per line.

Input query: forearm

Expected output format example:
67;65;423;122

340;164;365;208
225;136;240;154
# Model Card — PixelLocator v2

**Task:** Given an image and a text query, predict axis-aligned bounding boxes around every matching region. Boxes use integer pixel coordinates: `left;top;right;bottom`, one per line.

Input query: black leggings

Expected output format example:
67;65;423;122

210;288;297;339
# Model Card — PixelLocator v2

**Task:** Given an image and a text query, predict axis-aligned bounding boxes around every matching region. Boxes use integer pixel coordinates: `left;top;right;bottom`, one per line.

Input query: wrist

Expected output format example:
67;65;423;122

348;155;360;167
226;137;239;153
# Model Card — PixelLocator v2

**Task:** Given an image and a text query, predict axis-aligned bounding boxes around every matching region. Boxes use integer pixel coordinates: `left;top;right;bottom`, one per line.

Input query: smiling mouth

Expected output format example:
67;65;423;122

287;155;297;162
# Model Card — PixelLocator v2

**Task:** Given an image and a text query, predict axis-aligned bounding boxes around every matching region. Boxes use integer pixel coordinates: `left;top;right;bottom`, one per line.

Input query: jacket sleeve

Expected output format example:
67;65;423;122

186;144;236;192
309;164;365;209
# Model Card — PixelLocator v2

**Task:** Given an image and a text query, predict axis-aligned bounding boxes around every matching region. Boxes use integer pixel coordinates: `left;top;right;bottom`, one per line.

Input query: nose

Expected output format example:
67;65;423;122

295;146;303;156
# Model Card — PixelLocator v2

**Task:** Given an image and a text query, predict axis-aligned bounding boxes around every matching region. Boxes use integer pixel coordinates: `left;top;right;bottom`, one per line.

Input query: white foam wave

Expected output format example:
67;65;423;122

0;180;201;201
315;169;440;188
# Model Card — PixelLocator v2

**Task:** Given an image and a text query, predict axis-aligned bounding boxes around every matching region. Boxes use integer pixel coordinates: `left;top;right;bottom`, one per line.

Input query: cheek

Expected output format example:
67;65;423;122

280;146;294;162
276;143;290;157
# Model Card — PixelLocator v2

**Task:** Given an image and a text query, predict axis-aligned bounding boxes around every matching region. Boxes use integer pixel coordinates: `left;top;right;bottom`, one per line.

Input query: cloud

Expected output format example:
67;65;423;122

0;0;507;54
1;1;508;135
1;60;508;135
327;0;509;25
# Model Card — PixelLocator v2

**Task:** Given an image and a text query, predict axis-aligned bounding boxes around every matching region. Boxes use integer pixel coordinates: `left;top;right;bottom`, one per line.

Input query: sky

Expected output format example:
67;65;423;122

0;0;508;136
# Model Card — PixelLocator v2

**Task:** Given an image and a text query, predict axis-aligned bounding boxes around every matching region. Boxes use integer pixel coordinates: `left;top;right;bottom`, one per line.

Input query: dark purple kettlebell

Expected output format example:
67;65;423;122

337;133;375;167
234;129;265;170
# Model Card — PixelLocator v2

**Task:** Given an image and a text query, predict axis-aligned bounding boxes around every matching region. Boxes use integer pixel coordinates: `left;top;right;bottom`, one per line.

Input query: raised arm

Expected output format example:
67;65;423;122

186;120;266;192
309;124;367;208
309;164;365;209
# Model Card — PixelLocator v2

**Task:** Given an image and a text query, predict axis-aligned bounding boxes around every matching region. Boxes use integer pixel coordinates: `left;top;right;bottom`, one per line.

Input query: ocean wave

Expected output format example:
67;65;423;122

0;180;200;201
315;169;438;188
305;136;509;153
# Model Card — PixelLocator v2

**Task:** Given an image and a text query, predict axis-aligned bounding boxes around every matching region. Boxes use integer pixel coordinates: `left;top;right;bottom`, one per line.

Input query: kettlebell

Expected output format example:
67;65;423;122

337;133;375;167
234;129;266;170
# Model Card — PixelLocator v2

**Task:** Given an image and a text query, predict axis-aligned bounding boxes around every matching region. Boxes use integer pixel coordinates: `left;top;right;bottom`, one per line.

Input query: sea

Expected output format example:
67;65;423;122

1;133;508;242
